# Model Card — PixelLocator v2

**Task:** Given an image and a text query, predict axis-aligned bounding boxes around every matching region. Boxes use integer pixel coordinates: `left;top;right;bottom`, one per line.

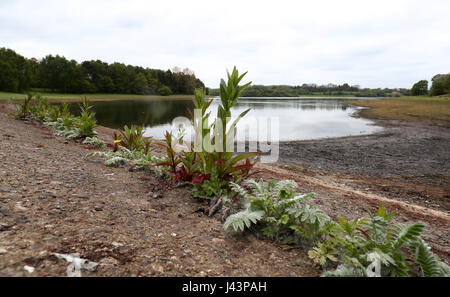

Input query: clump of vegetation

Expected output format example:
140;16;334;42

76;97;97;138
222;178;450;277
10;93;99;141
187;68;259;200
87;146;162;168
43;97;96;139
145;68;260;220
87;124;162;173
115;125;151;154
157;85;173;96
315;205;450;277
10;93;34;120
82;136;105;148
224;179;330;244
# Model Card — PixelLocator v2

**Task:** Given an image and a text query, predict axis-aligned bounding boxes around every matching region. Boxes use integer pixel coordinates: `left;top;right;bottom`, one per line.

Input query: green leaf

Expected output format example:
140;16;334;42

224;210;265;232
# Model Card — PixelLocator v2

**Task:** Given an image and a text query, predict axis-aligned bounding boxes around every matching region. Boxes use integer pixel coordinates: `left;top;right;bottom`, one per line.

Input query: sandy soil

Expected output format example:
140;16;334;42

0;101;448;276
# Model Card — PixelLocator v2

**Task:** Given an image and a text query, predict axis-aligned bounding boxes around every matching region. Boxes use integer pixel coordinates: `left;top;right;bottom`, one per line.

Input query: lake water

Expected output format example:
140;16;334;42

68;97;382;142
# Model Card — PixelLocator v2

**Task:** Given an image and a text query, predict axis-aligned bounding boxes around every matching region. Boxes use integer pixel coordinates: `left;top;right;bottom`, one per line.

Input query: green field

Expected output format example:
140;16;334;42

347;96;450;123
0;91;196;102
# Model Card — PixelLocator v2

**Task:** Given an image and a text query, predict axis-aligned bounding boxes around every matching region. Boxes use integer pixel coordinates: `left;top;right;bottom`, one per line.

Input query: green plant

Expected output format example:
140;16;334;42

46;105;62;122
157;85;172;96
189;69;259;199
313;205;450;277
223;179;327;244
86;146;163;169
116;125;151;154
10;93;34;120
76;96;97;138
82;136;105;148
153;131;182;176
24;94;50;121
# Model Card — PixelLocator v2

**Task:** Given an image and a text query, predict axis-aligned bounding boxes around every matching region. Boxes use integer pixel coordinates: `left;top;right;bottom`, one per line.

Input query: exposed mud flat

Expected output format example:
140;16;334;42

278;115;450;211
0;101;448;276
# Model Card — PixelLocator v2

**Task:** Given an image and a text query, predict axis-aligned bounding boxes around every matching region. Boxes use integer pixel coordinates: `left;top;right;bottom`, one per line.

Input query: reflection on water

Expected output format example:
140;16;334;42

66;98;382;141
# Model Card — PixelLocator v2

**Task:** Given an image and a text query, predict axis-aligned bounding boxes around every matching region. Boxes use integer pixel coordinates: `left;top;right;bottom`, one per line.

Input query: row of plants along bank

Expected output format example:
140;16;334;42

9;68;450;277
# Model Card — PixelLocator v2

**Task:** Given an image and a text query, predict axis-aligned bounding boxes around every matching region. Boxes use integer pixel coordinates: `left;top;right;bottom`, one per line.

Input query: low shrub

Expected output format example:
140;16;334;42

223;179;450;277
115;125;151;154
82;136;105;148
76;96;97;138
157;85;172;96
86;146;163;170
224;179;328;244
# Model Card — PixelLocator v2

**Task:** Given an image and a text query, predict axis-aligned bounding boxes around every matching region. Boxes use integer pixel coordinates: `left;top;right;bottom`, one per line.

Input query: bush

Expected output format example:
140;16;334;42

114;125;151;154
76;96;97;138
157;85;172;96
224;179;329;244
317;205;450;277
223;179;450;277
189;68;259;199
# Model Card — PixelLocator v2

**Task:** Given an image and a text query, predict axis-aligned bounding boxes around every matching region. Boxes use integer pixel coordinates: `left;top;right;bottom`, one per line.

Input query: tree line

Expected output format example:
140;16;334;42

411;74;450;96
0;47;205;95
210;74;450;98
210;84;411;97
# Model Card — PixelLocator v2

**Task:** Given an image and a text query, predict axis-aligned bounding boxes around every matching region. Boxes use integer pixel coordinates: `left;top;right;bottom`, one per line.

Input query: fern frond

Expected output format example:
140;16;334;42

82;136;105;148
365;249;396;267
224;209;264;232
277;193;314;209
289;204;330;227
273;179;297;198
230;182;252;200
412;239;448;277
104;156;128;167
391;222;425;251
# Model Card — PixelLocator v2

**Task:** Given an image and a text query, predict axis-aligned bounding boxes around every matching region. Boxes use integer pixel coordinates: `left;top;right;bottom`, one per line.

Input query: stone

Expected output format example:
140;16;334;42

0;208;10;216
72;194;89;200
99;257;119;266
24;266;35;273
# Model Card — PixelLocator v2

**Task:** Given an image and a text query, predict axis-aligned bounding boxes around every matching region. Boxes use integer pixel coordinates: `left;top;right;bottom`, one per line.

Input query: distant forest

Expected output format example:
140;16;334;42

0;47;205;95
209;73;450;97
210;84;411;97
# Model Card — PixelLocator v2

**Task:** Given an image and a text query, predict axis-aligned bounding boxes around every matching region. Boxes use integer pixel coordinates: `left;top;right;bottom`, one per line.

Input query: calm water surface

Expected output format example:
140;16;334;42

69;97;383;141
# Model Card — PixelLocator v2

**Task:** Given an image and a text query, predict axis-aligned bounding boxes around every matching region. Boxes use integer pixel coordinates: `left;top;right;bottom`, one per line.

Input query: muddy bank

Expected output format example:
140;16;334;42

279;119;449;179
278;112;450;211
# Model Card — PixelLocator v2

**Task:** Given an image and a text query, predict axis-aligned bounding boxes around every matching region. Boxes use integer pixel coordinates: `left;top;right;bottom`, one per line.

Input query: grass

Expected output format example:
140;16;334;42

347;96;450;123
0;91;196;102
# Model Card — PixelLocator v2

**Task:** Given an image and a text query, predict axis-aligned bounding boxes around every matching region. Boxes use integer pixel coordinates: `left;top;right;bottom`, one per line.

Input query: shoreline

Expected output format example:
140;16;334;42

0;99;449;276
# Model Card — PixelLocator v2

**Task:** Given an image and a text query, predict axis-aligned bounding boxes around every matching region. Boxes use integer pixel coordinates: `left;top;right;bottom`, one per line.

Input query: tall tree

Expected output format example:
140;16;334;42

411;80;428;96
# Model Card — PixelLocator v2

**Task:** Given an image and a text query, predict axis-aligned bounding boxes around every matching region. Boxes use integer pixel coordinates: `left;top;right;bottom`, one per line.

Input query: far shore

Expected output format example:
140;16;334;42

0;91;199;102
0;91;372;102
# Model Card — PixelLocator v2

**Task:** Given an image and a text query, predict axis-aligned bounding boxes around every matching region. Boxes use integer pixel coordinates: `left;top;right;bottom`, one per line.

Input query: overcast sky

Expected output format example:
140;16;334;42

1;0;450;88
